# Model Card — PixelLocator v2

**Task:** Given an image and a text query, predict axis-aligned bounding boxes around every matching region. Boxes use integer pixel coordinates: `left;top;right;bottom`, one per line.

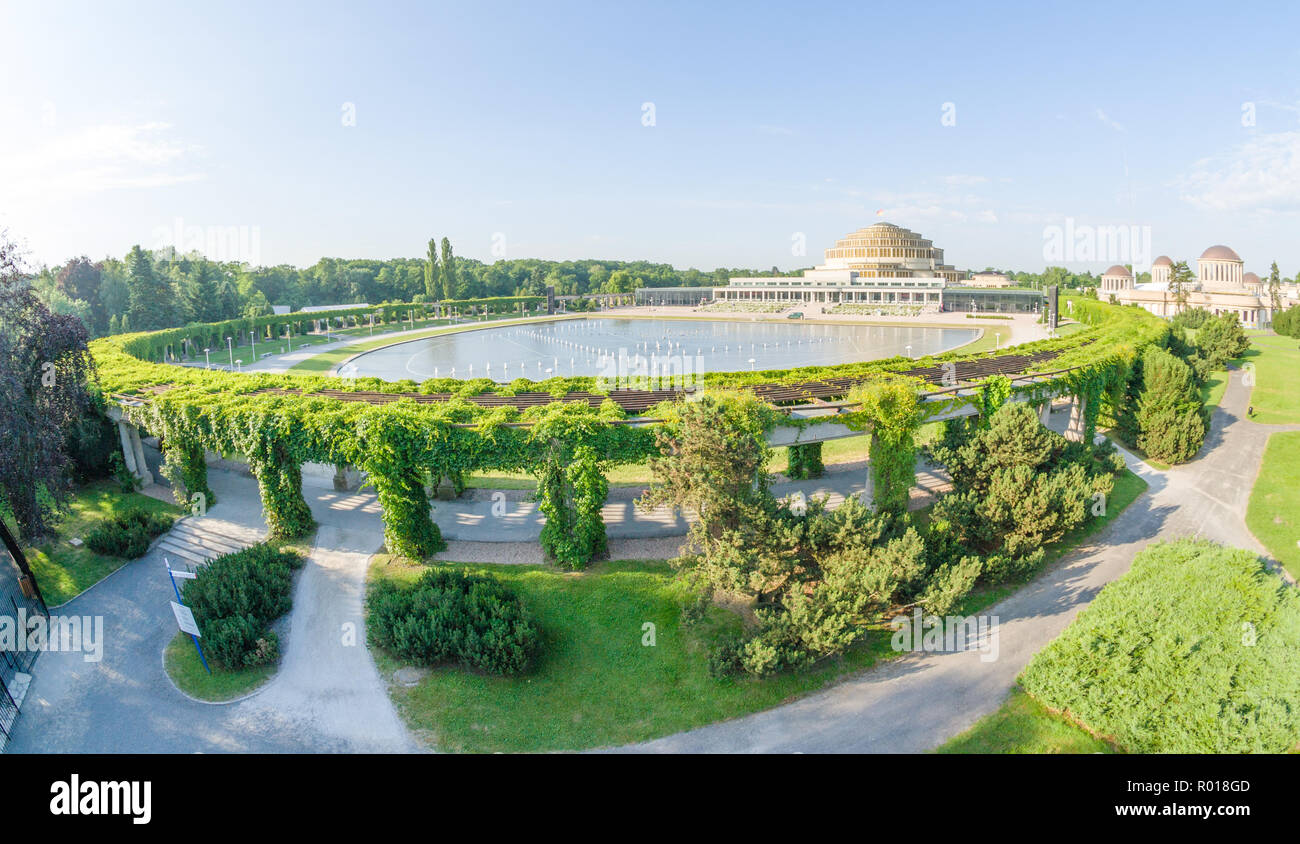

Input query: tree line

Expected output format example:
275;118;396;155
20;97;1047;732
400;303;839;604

26;238;806;338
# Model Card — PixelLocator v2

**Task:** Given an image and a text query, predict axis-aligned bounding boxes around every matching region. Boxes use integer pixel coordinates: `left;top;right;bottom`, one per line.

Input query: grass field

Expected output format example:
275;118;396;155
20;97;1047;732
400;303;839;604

163;630;275;701
1243;333;1300;423
372;464;1145;752
465;422;945;489
20;481;184;606
370;556;893;752
1246;431;1300;579
935;687;1113;754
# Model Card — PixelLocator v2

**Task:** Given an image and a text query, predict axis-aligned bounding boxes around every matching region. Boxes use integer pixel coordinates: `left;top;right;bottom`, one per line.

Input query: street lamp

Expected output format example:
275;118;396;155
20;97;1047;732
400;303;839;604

748;357;756;371
236;359;242;372
203;348;211;369
250;330;256;363
995;332;1001;350
906;344;913;359
226;336;233;368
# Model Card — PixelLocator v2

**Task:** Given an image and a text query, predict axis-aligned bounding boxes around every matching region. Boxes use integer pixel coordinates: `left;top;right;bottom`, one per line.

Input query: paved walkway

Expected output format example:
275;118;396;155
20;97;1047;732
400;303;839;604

11;368;1292;753
8;471;416;753
623;366;1297;752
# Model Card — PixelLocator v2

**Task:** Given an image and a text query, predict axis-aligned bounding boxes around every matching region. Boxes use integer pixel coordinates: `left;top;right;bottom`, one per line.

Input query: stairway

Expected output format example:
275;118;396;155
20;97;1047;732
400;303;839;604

156;518;255;573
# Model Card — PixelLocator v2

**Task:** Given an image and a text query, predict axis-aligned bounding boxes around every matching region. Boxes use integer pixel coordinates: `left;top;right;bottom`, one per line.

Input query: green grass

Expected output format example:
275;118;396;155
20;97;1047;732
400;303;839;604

1243;333;1300;423
21;481;184;606
1246;431;1300;579
163;630;275;701
936;687;1114;754
1019;539;1300;753
1200;366;1231;410
465;424;944;490
372;464;1146;753
288;313;581;373
370;556;893;753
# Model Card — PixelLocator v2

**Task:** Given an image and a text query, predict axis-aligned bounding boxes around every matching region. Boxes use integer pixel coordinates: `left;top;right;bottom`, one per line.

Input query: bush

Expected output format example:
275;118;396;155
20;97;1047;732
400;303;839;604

1134;346;1206;464
1193;312;1250;370
183;544;303;669
367;568;539;675
84;507;175;558
1020;540;1300;753
929;403;1111;575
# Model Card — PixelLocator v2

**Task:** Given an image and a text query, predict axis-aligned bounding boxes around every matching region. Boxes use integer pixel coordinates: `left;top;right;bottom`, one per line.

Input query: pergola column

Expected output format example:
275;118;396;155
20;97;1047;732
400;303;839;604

1064;394;1087;443
117;420;153;486
1038;399;1052;426
862;432;878;511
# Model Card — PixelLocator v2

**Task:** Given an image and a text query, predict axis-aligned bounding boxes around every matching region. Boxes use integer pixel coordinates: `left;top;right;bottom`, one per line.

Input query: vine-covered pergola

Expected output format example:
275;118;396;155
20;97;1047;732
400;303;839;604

94;296;1169;568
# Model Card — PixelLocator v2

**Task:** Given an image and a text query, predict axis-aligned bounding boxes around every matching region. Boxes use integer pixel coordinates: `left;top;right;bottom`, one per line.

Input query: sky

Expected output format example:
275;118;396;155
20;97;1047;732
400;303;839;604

3;0;1300;277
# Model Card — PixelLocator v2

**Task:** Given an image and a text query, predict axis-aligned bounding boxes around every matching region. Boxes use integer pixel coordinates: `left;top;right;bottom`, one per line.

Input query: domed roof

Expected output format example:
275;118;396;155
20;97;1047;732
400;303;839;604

1102;264;1133;277
1199;244;1242;262
1152;255;1173;267
1243;272;1261;284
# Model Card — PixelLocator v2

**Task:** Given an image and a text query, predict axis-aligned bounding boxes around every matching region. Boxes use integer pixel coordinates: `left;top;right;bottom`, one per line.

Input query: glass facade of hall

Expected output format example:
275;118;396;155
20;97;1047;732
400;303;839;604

941;288;1046;313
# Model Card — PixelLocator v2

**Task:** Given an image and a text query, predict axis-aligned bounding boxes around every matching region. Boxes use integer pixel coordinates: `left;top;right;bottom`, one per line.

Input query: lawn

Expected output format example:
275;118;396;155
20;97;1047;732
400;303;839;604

1246;431;1300;579
163;630;275;702
288;313;580;373
465;423;943;490
1243;333;1300;423
1018;539;1300;753
935;687;1113;754
20;481;184;606
369;556;893;753
371;465;1146;753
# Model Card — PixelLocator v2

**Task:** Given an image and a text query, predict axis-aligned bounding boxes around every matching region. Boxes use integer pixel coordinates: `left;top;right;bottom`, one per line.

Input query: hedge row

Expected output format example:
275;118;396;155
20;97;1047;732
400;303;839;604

92;295;1169;568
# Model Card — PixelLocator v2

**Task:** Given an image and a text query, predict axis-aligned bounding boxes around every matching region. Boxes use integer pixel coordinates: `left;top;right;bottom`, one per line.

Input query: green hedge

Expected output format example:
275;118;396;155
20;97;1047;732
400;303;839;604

84;508;175;558
1019;539;1300;753
92;295;1168;570
183;544;305;669
367;568;539;674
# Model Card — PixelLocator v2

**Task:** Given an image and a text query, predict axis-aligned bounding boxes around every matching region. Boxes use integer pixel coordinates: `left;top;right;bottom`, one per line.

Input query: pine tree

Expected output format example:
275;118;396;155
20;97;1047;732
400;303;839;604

1267;261;1282;316
125;245;177;330
424;238;441;300
440;237;458;300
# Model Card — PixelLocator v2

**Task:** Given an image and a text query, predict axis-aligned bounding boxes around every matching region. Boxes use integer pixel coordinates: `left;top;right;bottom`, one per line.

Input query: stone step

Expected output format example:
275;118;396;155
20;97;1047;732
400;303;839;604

156;538;215;566
169;521;249;555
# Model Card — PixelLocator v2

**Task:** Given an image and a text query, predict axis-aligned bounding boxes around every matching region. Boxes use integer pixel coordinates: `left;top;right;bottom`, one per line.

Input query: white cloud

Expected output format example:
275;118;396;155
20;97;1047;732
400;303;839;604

0;121;204;203
943;173;989;186
1176;131;1300;212
1095;108;1126;133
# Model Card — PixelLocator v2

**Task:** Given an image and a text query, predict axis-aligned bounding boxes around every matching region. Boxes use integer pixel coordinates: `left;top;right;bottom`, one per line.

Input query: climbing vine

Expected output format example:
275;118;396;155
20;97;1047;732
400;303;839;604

847;377;925;516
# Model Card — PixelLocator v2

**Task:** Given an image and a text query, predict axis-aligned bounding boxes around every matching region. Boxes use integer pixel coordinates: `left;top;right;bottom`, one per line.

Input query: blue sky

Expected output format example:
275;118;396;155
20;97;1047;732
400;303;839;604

4;0;1300;276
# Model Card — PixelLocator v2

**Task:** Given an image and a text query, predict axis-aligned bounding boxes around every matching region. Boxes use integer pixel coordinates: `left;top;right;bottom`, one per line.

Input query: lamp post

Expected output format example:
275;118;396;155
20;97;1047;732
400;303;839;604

995;332;1001;350
236;359;242;372
906;344;913;359
250;330;256;363
226;336;233;368
204;348;211;370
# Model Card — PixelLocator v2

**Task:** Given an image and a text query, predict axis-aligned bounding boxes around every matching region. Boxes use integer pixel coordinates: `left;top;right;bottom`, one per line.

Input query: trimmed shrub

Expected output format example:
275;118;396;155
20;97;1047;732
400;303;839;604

1134;346;1205;464
84;507;175;558
1020;539;1300;753
367;569;539;675
183;544;303;668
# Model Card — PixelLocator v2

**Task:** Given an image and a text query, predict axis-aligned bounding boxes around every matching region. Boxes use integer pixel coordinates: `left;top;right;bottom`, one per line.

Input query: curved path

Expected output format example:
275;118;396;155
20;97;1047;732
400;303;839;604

7;471;416;753
623;365;1298;752
11;367;1292;753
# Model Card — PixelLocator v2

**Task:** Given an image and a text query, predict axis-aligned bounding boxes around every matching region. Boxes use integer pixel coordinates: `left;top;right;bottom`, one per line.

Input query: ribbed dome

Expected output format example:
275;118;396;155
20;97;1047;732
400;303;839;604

1199;245;1242;262
1243;272;1261;284
1152;255;1173;267
1103;264;1133;277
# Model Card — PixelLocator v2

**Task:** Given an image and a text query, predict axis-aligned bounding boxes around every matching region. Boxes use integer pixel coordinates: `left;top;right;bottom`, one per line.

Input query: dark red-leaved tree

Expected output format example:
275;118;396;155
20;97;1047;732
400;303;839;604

0;232;98;538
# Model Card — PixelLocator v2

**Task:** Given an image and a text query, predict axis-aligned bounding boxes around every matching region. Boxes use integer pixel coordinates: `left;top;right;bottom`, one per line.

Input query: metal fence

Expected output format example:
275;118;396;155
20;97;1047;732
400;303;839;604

0;519;49;748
